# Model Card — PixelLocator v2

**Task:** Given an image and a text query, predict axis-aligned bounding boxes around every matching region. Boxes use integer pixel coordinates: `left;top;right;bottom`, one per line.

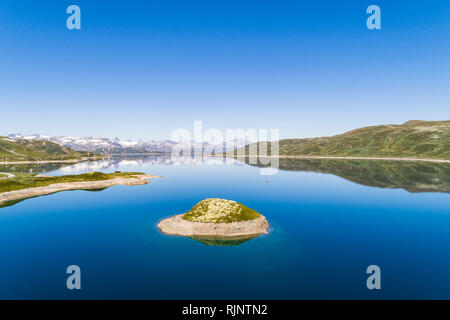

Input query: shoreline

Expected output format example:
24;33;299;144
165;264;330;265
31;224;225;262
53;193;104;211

0;156;107;165
217;155;450;163
0;174;158;206
4;154;448;164
158;214;269;238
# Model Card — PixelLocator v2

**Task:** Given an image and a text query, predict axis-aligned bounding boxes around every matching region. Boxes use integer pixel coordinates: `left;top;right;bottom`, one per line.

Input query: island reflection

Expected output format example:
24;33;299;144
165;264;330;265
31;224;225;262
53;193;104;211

189;235;258;246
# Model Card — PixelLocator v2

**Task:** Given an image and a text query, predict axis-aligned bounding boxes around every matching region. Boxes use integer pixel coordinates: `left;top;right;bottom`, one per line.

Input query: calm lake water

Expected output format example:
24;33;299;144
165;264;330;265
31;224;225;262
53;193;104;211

0;156;449;299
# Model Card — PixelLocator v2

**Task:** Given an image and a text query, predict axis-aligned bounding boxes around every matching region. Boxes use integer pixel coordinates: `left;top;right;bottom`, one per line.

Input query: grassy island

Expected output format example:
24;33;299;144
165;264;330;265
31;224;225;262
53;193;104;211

182;198;261;223
158;198;269;240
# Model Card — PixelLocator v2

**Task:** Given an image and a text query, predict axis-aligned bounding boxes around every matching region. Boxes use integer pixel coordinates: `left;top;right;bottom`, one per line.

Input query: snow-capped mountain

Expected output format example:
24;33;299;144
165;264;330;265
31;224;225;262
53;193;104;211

7;134;248;155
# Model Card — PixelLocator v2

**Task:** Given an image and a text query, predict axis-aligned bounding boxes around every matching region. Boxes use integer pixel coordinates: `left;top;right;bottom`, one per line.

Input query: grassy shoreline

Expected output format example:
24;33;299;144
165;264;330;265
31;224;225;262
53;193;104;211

0;171;157;208
0;171;146;194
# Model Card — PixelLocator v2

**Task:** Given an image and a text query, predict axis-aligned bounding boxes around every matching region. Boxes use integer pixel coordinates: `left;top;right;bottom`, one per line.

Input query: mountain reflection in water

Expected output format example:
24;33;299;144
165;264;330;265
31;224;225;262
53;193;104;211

0;155;242;174
242;157;450;193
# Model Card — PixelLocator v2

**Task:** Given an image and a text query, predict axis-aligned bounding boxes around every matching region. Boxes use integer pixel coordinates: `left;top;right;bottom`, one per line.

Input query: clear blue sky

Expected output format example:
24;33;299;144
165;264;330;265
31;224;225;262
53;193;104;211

0;0;449;140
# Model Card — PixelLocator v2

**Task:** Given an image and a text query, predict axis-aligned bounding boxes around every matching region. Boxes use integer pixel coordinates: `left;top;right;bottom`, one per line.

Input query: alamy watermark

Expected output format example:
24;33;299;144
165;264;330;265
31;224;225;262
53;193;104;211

366;265;381;290
366;5;381;30
66;265;81;290
66;5;81;30
170;121;280;175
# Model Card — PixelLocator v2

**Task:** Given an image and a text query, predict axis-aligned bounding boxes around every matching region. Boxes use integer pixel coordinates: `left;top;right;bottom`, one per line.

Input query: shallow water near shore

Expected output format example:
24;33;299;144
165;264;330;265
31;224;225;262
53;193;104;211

0;155;449;299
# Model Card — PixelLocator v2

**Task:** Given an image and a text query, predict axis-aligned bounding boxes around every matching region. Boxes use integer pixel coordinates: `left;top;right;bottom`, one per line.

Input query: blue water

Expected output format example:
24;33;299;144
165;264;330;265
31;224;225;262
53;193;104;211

0;156;449;299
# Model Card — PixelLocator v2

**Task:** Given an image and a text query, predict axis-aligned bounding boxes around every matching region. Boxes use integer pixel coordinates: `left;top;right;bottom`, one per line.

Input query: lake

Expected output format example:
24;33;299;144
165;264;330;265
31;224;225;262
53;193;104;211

0;155;449;299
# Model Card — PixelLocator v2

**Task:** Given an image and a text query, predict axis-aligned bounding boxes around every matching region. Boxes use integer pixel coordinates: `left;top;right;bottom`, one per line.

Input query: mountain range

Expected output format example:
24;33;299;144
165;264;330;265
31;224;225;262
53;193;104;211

7;134;248;155
6;120;449;160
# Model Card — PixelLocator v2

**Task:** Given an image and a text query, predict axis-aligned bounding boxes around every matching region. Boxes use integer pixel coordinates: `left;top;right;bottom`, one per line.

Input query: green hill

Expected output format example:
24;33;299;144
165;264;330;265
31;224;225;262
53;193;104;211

237;120;450;160
0;137;93;161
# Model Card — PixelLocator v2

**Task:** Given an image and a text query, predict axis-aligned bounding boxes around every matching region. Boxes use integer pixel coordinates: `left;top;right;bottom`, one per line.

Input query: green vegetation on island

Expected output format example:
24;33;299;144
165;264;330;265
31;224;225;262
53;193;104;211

0;137;95;161
182;198;262;223
0;171;145;194
236;120;450;160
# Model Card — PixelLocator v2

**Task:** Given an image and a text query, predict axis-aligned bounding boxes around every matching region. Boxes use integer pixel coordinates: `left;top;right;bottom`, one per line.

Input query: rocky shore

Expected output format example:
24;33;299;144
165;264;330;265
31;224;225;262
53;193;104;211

158;213;269;238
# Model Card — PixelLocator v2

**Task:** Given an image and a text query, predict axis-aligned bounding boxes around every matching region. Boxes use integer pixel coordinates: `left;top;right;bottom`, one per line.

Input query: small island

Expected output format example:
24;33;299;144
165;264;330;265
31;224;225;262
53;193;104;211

158;198;269;239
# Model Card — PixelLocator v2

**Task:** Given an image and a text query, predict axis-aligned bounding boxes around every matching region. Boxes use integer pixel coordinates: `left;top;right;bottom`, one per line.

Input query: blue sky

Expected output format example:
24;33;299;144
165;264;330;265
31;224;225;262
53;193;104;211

0;0;449;140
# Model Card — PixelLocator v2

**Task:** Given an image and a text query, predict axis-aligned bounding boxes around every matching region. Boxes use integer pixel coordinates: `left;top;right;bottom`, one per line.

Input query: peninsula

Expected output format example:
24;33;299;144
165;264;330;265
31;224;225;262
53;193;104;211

158;198;269;238
0;171;158;208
